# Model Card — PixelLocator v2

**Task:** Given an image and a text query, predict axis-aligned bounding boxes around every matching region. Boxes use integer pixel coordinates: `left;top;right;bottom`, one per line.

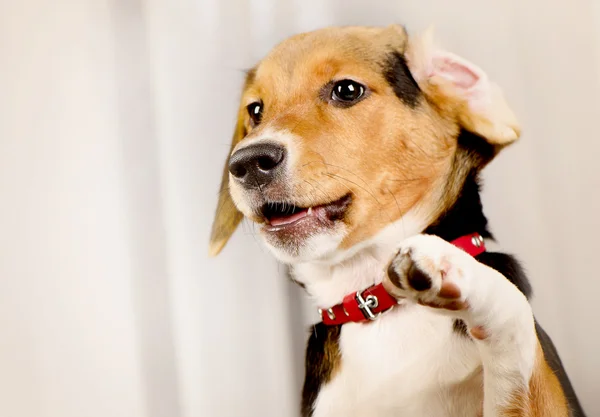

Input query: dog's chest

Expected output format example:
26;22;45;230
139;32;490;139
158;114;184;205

311;307;484;417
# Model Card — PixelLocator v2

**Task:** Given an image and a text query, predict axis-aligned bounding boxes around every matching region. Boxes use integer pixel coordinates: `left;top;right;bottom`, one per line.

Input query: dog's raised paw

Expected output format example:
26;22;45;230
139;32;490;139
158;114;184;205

383;234;473;313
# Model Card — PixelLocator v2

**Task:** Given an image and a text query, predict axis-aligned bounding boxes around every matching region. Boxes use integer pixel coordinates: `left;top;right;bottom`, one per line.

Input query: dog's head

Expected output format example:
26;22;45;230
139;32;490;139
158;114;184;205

209;25;519;263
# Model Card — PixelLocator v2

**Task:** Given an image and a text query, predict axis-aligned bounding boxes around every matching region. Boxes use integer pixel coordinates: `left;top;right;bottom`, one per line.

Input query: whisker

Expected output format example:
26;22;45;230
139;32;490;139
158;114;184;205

388;176;431;183
385;186;403;219
304;159;372;190
245;218;269;256
324;172;401;226
384;186;407;238
405;136;431;159
319;162;370;186
303;179;332;204
303;156;386;207
322;172;353;196
324;172;382;206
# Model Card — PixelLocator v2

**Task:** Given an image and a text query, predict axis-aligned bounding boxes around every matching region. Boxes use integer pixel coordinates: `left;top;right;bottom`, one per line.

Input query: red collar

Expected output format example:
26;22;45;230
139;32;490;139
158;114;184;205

319;233;486;326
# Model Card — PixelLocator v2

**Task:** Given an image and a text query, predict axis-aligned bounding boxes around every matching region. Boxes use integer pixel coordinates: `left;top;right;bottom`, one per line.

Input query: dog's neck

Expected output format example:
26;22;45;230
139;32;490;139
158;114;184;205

291;171;491;309
423;171;491;241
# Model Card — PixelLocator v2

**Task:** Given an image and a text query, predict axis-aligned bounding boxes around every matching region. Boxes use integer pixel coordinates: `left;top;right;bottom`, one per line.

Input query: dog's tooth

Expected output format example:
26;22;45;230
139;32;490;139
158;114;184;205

307;207;313;215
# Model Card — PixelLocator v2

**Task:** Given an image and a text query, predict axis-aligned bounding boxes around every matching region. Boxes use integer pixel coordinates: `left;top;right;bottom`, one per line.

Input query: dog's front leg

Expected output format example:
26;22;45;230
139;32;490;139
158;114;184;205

383;234;569;417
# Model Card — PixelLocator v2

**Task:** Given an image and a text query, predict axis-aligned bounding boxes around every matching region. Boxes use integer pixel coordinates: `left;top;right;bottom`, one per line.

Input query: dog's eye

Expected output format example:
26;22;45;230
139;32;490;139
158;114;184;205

247;102;263;126
331;80;365;103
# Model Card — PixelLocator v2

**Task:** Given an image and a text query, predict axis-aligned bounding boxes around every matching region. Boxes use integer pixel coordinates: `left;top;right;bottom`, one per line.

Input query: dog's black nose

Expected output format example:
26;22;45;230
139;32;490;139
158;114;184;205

228;143;285;188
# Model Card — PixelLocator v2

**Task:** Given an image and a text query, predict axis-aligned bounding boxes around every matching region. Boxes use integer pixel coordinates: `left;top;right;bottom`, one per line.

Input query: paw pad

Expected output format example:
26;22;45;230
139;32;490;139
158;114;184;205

406;262;432;291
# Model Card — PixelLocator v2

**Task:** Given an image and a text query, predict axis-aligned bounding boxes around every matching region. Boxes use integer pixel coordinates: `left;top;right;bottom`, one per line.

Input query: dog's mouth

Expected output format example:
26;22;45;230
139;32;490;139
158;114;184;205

260;194;352;231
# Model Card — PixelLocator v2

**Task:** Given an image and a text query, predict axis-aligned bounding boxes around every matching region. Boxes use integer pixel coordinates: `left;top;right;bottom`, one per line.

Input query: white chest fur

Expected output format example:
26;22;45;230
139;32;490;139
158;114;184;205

293;246;484;417
311;305;484;417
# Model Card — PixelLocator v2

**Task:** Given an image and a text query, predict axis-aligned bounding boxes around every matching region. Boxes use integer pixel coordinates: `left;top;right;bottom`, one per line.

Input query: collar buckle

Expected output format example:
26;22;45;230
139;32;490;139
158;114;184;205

356;291;380;321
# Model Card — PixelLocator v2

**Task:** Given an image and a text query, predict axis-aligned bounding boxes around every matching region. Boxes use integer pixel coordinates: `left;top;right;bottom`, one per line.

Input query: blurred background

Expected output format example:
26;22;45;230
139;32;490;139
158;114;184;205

1;0;599;416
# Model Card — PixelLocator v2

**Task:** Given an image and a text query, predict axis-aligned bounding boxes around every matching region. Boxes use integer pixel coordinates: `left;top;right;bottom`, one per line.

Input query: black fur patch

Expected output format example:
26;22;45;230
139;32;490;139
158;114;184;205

301;323;341;417
382;51;421;107
456;129;497;167
477;251;532;299
453;319;468;336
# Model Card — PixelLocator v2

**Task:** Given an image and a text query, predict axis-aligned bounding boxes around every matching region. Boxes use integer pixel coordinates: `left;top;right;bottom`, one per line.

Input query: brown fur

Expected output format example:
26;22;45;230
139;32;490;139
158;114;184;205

500;343;569;417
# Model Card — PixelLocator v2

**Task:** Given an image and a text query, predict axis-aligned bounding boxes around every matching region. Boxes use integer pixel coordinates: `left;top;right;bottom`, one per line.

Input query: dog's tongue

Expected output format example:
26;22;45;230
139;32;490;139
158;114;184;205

269;208;309;226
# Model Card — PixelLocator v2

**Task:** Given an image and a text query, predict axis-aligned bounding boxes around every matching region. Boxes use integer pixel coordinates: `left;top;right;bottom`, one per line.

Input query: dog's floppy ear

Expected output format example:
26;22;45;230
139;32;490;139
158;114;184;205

208;115;245;257
209;81;252;256
406;28;520;146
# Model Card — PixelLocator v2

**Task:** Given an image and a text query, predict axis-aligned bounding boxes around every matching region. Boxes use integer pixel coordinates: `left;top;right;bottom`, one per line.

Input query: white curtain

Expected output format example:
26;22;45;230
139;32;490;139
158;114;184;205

1;1;599;417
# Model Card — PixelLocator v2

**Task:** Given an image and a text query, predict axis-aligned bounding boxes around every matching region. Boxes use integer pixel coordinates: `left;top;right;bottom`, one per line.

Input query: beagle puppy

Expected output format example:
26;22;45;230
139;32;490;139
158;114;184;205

209;25;585;417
